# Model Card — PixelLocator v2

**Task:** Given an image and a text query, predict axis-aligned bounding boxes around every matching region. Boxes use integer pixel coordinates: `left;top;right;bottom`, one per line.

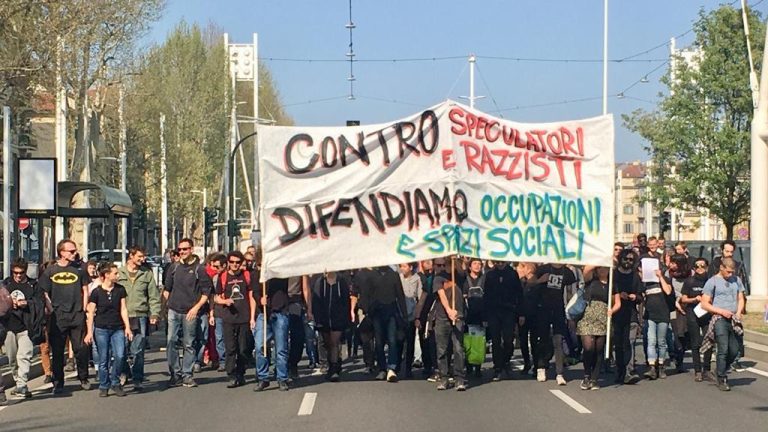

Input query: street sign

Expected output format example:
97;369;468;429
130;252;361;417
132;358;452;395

18;217;30;231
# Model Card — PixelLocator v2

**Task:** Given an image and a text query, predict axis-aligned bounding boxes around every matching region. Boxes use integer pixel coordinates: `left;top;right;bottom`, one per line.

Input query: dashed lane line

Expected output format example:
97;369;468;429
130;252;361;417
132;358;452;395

298;392;317;416
549;389;592;414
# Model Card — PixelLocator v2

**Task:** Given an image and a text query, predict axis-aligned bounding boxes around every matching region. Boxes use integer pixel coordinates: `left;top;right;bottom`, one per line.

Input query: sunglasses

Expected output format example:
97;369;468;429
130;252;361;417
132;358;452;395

178;247;191;251
695;264;707;269
12;270;25;275
64;249;77;254
229;260;242;265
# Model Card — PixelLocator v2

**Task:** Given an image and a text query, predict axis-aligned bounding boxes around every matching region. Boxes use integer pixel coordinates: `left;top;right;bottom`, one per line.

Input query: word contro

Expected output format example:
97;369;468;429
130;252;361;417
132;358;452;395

271;187;468;246
283;110;438;175
449;107;585;157
479;193;601;233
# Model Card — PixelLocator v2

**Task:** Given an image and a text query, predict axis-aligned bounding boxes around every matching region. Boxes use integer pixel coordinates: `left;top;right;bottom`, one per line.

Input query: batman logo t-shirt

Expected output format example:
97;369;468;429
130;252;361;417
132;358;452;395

40;263;91;324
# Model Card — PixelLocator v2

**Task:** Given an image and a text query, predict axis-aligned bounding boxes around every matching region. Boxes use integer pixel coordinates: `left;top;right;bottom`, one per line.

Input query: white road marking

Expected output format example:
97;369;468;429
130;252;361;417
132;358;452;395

297;392;317;416
549;390;592;414
746;367;768;378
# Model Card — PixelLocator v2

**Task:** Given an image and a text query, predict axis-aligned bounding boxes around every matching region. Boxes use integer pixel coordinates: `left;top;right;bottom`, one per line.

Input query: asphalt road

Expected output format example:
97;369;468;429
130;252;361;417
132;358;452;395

1;336;767;432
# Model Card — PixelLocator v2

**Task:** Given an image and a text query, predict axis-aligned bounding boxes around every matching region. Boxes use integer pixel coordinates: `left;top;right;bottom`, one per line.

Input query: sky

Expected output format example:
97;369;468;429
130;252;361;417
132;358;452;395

145;0;768;162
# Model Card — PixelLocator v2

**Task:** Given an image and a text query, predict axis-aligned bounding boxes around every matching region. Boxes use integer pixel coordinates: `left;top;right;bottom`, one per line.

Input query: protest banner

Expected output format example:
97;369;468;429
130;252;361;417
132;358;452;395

257;100;614;281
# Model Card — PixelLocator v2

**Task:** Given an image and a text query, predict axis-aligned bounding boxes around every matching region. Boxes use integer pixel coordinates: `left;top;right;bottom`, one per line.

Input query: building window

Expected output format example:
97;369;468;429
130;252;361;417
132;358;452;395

623;223;633;234
623;204;633;215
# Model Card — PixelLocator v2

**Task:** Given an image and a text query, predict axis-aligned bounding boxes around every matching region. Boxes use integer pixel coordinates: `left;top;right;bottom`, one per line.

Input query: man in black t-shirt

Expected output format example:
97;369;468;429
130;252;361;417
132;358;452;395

533;263;576;384
213;251;256;388
39;239;92;394
1;258;48;398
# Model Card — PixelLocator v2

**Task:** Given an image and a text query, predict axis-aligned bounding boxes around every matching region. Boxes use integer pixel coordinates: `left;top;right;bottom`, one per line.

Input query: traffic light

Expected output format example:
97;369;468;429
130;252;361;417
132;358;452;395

660;211;671;234
227;219;239;237
204;207;218;233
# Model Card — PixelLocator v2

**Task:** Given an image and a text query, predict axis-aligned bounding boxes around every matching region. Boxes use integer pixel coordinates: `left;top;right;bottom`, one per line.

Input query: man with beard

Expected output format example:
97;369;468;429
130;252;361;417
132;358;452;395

612;249;643;384
681;257;714;382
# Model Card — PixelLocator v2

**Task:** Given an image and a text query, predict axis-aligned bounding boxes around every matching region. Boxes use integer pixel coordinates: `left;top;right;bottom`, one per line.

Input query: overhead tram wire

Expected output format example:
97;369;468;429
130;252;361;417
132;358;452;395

282;95;350;108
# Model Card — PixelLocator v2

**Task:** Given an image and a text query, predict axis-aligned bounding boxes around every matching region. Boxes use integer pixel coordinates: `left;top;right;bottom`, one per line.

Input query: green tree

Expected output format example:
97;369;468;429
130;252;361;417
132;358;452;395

624;5;764;240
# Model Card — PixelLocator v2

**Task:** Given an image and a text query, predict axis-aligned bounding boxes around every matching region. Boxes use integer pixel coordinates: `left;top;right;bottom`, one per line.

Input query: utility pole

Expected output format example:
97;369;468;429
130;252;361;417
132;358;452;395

118;84;127;264
160;114;168;256
749;24;768;311
602;0;608;116
2;106;11;276
461;54;484;109
55;38;67;242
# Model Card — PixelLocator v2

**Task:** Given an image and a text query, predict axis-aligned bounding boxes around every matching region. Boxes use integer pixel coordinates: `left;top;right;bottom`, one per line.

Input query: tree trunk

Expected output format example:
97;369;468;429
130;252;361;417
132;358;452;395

725;221;734;241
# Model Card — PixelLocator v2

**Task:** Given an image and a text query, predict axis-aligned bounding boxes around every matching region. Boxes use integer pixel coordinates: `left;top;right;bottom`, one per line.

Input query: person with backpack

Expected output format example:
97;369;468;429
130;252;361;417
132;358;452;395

483;260;523;382
163;238;213;388
0;258;48;400
84;262;133;397
212;251;255;388
577;266;621;390
117;246;160;391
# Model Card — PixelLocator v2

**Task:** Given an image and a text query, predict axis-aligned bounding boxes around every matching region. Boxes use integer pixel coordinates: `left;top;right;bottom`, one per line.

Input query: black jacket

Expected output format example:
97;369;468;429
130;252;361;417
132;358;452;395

312;277;351;331
483;265;524;317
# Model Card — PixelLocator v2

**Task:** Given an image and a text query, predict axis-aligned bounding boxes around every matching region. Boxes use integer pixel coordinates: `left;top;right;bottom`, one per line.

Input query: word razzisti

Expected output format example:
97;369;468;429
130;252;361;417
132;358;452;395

257;100;614;280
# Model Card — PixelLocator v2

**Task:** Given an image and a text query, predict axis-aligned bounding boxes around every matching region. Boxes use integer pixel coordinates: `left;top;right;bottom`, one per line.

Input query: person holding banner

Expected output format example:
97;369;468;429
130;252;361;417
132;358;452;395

577;266;621;390
254;277;291;391
433;257;468;391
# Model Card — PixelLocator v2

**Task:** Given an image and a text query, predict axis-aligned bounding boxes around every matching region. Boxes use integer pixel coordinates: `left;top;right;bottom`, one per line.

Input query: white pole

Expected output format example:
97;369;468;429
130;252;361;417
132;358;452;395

602;0;608;116
252;33;260;231
3;106;11;277
469;54;476;109
118;84;127;264
749;23;768;311
160;114;168;256
741;0;760;110
55;38;67;242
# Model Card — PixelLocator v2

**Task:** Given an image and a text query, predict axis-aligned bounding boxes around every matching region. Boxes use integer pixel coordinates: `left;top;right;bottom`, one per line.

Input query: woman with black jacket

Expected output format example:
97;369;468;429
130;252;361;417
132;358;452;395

311;272;353;382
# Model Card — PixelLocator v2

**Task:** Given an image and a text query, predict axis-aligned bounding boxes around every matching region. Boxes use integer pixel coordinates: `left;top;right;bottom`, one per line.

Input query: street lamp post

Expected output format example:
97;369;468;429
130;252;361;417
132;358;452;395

228;131;258;250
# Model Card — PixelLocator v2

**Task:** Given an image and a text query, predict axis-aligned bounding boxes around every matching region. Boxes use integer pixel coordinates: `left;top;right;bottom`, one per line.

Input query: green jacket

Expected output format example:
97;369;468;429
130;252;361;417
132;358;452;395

117;265;161;318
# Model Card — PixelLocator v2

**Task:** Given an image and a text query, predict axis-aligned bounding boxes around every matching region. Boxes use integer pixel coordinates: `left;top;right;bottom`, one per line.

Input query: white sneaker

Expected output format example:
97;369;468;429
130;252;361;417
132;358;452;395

386;369;398;383
537;368;547;382
556;375;567;386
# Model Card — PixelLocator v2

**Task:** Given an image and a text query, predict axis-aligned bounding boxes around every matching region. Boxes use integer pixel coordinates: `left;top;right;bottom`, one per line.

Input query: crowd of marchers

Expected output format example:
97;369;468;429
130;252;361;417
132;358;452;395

0;233;749;403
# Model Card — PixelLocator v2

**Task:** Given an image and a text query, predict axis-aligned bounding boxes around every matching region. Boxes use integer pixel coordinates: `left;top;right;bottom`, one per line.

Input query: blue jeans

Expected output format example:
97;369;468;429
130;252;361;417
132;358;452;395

372;304;399;372
304;317;318;364
715;318;740;378
122;317;147;383
215;317;226;363
254;312;289;382
94;327;126;390
195;316;209;365
646;320;668;363
167;309;199;378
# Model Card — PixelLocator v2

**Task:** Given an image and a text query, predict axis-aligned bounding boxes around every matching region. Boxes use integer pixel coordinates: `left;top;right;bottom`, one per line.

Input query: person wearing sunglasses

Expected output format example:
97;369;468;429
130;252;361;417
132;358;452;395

39;239;93;395
611;249;643;385
681;257;713;382
213;251;256;388
163;238;213;388
0;258;48;402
